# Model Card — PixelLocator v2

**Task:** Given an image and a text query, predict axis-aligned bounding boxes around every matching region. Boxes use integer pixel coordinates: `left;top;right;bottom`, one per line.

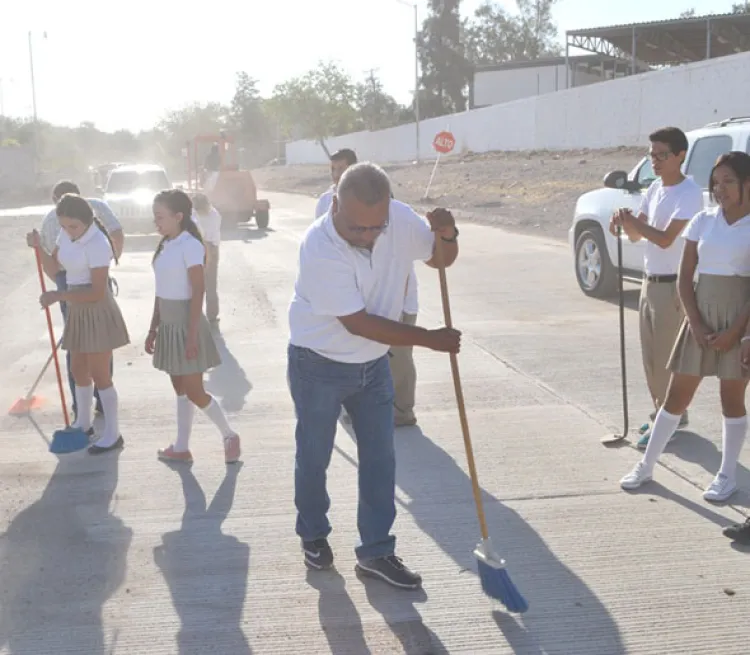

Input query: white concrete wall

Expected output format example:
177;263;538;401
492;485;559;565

473;64;601;107
285;52;750;165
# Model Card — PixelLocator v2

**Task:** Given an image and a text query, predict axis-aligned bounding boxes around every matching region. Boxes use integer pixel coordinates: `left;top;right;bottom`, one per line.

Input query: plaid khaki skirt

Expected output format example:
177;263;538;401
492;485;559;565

668;274;750;380
153;298;221;375
62;285;130;353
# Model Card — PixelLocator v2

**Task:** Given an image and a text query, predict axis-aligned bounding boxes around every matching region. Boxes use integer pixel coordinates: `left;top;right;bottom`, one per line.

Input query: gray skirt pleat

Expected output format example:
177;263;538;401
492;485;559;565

153;298;221;375
62;286;130;353
668;274;750;380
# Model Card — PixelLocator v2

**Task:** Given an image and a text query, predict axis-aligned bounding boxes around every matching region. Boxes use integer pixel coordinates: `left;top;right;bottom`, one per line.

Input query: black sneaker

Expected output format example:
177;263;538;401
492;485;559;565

723;518;750;544
302;538;334;570
355;555;422;590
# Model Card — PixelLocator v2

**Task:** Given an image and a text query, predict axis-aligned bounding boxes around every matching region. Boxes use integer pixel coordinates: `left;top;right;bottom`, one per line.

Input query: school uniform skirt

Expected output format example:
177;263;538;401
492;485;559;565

62;285;130;353
153;298;221;375
668;274;750;380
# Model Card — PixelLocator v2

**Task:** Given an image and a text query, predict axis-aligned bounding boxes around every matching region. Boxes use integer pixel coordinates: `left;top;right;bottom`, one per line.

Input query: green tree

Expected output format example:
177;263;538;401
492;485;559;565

270;61;360;156
355;71;408;131
732;1;750;12
417;0;473;117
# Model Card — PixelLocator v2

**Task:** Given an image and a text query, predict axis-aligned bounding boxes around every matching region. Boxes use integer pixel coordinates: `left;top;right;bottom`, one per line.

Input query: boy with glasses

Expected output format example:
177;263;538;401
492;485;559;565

609;127;704;447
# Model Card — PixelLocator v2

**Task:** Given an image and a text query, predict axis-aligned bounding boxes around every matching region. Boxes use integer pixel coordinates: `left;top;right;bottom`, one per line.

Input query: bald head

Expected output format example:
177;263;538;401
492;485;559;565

336;162;392;206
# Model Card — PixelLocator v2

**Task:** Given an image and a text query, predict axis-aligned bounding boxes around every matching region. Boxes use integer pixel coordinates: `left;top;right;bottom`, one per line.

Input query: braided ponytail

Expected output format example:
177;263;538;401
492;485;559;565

92;214;119;265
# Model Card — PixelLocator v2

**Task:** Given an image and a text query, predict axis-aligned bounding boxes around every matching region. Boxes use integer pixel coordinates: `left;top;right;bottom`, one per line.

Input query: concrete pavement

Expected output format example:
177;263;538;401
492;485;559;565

0;192;748;654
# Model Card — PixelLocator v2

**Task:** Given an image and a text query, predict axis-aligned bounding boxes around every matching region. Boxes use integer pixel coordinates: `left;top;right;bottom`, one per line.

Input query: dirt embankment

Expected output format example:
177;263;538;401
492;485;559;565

252;147;644;240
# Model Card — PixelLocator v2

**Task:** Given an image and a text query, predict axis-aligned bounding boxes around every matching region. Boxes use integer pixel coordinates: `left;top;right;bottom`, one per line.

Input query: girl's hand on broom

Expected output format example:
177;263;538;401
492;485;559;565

39;291;60;309
26;230;41;249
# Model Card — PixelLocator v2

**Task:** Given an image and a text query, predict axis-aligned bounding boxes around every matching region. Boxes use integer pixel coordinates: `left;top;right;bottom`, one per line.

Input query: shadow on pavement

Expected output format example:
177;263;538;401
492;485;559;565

206;330;252;413
0;451;131;654
602;287;640;312
154;462;250;654
337;423;625;655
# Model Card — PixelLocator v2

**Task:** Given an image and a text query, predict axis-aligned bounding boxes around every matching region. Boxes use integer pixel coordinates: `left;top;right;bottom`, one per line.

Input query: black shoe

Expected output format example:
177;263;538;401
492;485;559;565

723;518;750;544
88;436;124;455
302;538;334;570
355;555;422;590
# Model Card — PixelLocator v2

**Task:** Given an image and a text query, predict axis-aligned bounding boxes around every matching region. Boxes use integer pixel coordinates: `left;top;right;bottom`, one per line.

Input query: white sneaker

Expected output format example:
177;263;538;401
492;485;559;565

620;462;653;490
703;474;736;502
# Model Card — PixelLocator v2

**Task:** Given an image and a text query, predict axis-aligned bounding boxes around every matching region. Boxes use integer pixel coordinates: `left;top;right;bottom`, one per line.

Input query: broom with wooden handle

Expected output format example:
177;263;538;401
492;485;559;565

432;221;529;614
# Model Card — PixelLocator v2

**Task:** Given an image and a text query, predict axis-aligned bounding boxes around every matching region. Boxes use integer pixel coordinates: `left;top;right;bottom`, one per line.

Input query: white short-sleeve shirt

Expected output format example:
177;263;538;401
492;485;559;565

683;207;750;276
289;199;435;363
40;197;122;257
152;231;206;300
56;224;113;286
314;187;335;220
637;176;704;275
193;208;222;246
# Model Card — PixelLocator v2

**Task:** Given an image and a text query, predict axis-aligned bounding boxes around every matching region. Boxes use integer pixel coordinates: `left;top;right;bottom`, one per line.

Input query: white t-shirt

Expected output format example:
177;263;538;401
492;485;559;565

193;208;221;246
56;224;113;286
638;176;704;275
683;207;750;276
315;187;335;220
289;199;435;363
153;231;206;300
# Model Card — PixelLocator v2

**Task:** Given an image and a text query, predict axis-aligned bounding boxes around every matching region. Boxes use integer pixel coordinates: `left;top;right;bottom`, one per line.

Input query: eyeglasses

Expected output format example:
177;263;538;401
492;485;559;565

649;150;673;162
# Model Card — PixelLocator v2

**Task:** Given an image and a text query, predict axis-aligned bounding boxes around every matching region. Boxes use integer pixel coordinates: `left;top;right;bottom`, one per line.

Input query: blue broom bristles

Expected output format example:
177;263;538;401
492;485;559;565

49;426;89;455
474;540;529;614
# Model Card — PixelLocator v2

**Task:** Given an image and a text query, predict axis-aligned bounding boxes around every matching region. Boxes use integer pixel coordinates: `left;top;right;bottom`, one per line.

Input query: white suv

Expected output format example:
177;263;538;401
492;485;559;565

569;117;750;298
103;164;172;227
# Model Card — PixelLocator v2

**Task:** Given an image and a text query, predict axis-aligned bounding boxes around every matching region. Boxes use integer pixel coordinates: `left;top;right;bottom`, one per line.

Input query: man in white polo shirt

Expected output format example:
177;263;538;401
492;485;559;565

610;126;704;449
289;162;460;590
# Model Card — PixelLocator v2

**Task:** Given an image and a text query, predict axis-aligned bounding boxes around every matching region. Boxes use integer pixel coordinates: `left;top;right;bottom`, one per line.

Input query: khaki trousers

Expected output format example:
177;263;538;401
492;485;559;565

389;312;418;425
639;279;683;409
205;243;220;321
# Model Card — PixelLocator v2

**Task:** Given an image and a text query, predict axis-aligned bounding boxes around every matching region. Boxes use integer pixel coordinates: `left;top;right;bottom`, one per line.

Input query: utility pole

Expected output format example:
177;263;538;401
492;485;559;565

396;0;420;163
28;31;39;181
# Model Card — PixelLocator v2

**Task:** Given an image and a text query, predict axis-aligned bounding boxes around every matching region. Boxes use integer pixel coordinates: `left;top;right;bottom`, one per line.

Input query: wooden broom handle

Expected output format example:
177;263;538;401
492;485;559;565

34;244;70;427
434;234;489;540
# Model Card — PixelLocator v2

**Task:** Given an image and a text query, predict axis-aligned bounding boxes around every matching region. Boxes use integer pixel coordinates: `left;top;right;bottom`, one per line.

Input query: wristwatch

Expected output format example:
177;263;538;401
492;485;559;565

441;226;459;243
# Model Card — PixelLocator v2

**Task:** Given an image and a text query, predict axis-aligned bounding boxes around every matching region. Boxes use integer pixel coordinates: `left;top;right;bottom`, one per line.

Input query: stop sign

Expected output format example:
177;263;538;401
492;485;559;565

433;131;456;154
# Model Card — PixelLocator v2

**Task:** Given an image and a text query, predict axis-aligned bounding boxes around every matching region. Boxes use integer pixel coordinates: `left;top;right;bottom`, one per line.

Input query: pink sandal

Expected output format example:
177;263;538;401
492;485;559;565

157;445;193;463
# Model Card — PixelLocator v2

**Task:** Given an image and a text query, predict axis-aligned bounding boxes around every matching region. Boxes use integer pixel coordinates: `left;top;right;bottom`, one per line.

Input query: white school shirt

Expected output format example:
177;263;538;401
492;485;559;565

153;231;206;300
289;199;435;363
637;176;704;275
56;224;113;286
193;208;222;246
683;207;750;277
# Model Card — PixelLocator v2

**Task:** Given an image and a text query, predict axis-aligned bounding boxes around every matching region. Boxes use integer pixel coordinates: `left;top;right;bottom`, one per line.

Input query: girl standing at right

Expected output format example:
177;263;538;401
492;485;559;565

145;189;241;464
621;151;750;502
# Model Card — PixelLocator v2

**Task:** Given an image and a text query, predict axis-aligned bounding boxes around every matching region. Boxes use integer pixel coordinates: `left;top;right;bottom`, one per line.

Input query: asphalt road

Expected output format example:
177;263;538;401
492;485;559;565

0;192;747;654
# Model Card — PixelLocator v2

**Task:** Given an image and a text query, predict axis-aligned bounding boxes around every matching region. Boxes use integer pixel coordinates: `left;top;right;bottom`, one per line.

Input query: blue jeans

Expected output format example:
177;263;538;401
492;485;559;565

287;344;397;561
55;271;114;416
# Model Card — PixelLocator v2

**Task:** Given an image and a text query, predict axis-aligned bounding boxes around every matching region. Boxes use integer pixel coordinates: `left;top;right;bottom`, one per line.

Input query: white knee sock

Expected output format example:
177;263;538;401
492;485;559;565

96;386;120;448
72;384;94;431
174;395;195;452
201;396;235;439
642;409;681;474
719;415;747;480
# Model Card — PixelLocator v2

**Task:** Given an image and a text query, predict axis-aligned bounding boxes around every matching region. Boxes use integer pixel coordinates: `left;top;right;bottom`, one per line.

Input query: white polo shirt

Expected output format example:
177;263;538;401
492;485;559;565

315;187;335;220
56;224;113;286
638;176;704;275
40;198;122;256
153;231;206;300
289;199;435;363
684;207;750;276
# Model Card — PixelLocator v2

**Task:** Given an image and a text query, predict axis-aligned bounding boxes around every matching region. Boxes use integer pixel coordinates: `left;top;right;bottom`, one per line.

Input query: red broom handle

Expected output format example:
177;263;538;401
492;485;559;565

33;244;70;427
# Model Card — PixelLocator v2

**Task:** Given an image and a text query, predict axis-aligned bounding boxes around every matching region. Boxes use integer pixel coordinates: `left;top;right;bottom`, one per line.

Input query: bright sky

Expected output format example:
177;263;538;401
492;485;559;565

0;0;734;133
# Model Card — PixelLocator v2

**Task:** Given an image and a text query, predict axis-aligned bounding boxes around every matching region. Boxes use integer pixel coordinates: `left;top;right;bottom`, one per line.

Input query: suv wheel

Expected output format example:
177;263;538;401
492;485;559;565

575;227;617;298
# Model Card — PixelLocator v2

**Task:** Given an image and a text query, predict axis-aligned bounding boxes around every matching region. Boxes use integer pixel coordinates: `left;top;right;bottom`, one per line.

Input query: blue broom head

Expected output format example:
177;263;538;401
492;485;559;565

49;426;90;455
474;540;529;614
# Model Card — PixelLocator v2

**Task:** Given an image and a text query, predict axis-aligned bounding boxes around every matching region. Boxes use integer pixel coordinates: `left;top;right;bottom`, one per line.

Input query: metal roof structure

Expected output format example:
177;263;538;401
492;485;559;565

566;12;750;68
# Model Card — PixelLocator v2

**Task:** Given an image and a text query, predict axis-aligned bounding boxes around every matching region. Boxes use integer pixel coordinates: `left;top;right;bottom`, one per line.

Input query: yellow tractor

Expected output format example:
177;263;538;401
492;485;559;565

185;132;270;229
